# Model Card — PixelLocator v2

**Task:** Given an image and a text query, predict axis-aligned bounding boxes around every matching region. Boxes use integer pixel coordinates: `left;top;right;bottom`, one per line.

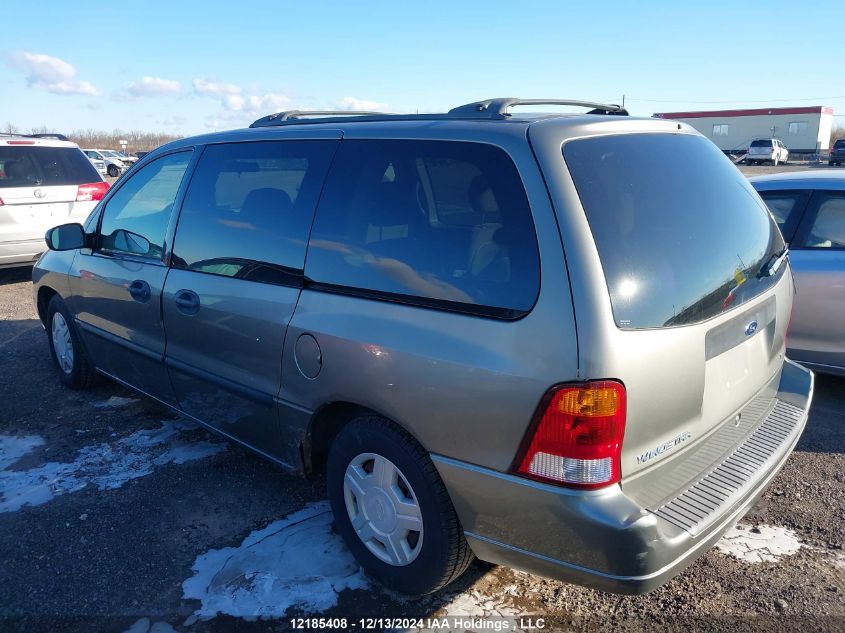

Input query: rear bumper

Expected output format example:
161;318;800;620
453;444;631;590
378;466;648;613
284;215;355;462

434;359;813;594
0;238;44;267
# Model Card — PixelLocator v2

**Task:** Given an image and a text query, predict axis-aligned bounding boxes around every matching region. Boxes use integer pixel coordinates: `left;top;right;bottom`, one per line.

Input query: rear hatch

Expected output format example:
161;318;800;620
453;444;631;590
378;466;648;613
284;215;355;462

748;139;774;157
0;143;102;240
561;131;791;488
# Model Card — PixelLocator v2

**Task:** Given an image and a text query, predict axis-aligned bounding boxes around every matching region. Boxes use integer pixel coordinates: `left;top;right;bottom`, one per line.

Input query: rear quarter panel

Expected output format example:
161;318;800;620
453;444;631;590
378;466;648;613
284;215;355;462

281;125;579;471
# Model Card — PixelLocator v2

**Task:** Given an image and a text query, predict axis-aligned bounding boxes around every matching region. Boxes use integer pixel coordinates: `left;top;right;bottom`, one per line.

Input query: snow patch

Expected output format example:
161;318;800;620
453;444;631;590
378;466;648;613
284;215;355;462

122;619;178;633
716;523;803;563
0;435;44;470
0;421;225;513
94;395;139;408
182;501;368;620
437;590;522;617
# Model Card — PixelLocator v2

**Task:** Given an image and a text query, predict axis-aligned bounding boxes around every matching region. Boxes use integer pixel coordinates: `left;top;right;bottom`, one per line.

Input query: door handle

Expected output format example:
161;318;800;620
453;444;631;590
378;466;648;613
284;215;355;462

128;279;151;303
174;289;200;315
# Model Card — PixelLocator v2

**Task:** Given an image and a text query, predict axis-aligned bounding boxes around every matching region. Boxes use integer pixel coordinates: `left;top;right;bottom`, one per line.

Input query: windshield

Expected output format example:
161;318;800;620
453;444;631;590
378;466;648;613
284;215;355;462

564;133;786;329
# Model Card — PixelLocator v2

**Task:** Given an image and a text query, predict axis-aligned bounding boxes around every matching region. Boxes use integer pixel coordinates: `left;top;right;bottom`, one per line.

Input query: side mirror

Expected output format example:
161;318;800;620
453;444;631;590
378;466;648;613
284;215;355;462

111;229;151;255
45;223;86;251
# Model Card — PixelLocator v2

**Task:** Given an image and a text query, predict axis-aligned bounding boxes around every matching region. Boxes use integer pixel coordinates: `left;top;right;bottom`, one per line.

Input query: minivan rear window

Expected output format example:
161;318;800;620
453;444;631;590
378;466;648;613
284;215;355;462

564;133;786;329
0;146;100;188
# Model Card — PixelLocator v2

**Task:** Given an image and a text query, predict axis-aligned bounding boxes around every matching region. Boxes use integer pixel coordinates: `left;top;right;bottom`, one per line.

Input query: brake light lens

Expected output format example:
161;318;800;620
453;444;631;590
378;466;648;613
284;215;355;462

76;181;110;202
512;380;627;489
6;140;36;145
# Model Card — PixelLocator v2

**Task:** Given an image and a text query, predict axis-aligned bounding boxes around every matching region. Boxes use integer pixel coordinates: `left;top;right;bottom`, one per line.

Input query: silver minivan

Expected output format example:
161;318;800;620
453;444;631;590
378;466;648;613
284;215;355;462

33;99;813;596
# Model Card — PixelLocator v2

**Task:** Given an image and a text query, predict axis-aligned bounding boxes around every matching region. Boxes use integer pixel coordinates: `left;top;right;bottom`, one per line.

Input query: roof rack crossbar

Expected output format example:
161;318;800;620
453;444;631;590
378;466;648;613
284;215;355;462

447;98;628;118
252;110;391;126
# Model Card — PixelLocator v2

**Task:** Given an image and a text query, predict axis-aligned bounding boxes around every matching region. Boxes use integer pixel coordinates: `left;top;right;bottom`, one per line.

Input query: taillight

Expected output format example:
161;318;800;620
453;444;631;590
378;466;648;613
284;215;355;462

0;196;4;206
76;182;110;202
6;140;35;145
512;380;627;490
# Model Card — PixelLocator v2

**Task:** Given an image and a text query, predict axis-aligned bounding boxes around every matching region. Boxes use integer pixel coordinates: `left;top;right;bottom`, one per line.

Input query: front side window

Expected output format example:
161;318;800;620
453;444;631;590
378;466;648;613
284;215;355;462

98;151;191;259
757;190;809;242
306;140;540;317
800;194;845;249
172;140;337;285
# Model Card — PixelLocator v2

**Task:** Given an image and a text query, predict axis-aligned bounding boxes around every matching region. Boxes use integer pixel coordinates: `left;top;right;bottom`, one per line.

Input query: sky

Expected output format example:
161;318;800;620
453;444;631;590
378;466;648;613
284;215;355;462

3;1;845;136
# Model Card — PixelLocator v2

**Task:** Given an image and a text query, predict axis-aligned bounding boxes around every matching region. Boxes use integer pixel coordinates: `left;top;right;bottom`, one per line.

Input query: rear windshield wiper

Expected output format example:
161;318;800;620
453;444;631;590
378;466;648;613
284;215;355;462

758;247;789;278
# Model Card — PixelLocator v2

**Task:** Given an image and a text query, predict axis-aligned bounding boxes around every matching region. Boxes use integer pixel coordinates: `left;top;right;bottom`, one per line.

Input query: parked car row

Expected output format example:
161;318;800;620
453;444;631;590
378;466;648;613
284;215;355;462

83;149;138;178
30;100;813;598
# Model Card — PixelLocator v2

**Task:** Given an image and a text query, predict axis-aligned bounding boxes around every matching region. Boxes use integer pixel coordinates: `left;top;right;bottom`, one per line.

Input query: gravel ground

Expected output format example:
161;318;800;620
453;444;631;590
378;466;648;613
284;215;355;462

1;169;844;632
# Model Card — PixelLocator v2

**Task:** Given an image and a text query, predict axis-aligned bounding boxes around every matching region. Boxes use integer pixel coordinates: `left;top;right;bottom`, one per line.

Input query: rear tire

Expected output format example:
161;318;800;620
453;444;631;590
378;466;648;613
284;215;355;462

46;295;97;389
107;164;120;178
327;416;473;595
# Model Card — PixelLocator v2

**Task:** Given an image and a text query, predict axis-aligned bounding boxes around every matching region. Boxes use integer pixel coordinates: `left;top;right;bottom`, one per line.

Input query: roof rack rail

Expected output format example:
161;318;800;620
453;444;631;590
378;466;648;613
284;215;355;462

0;132;70;140
250;110;391;128
447;98;628;118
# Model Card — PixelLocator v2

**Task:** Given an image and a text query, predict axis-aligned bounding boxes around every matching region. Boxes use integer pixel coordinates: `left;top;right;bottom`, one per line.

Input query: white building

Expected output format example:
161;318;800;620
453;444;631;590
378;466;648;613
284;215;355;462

654;106;834;154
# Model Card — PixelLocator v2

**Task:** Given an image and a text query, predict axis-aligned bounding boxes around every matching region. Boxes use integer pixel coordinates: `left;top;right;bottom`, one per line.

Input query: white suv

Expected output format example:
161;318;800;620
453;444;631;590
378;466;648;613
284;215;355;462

0;136;109;268
83;149;127;177
747;138;789;166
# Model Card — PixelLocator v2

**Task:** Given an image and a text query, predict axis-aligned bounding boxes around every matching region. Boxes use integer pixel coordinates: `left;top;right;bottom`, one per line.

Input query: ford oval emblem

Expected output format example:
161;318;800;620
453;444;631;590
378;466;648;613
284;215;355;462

745;320;759;336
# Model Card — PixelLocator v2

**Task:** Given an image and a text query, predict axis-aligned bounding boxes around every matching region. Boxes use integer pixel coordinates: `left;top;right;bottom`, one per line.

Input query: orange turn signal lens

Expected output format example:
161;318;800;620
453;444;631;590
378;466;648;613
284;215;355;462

556;387;619;417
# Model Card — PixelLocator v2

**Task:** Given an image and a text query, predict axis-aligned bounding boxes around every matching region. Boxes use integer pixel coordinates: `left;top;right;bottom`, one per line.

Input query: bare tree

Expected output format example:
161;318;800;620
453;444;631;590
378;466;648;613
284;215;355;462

2;123;182;151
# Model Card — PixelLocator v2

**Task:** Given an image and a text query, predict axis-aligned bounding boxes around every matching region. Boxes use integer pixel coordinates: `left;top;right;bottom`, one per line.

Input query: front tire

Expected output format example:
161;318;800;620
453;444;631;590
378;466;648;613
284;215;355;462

327;416;473;595
46;295;97;389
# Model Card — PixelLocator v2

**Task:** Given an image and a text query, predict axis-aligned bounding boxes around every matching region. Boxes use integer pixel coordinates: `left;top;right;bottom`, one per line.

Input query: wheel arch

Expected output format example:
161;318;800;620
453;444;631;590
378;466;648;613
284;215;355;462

36;285;60;326
302;401;428;478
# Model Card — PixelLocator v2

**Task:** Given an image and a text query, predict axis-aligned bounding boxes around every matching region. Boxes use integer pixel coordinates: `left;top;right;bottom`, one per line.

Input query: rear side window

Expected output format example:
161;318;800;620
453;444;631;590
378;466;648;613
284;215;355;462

565;133;785;329
306;140;539;318
99;151;192;260
0;146;100;188
172;140;337;285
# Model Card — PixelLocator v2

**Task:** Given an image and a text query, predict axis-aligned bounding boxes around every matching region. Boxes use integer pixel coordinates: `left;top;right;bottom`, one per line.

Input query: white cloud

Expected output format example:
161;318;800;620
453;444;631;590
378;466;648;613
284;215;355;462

222;92;291;115
127;76;182;97
7;51;99;96
193;78;242;96
337;96;388;112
